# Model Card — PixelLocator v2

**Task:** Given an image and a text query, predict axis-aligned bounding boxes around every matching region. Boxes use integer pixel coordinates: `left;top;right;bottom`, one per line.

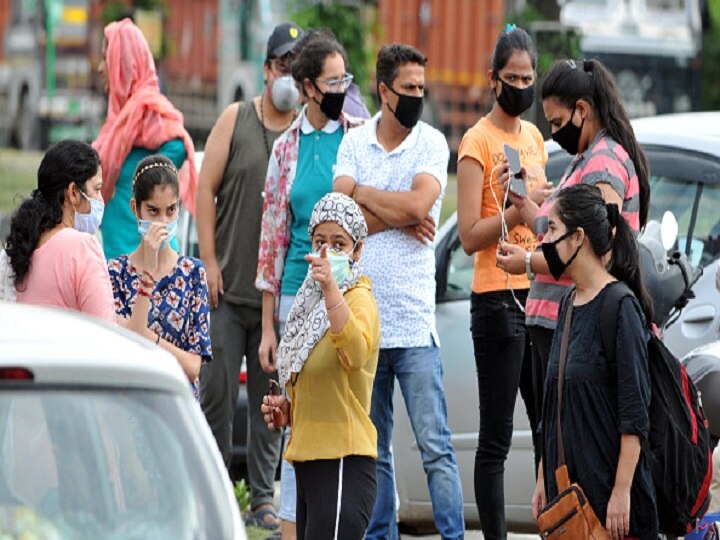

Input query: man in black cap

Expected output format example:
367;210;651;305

196;21;303;532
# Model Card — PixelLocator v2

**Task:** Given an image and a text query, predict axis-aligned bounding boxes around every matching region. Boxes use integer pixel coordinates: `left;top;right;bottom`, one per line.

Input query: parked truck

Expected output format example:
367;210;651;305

558;0;703;117
160;0;289;144
0;0;105;149
376;0;505;159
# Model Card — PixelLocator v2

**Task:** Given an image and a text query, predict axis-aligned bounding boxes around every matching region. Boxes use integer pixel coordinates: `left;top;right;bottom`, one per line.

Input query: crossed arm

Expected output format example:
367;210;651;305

334;173;441;238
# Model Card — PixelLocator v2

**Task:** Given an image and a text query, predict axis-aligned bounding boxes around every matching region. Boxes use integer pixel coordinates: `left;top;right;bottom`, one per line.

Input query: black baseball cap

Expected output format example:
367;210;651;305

266;22;304;59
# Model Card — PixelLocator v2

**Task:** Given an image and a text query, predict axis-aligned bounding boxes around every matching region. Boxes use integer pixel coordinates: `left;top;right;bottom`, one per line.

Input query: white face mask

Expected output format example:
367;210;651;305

309;244;357;286
271;75;300;112
74;192;104;235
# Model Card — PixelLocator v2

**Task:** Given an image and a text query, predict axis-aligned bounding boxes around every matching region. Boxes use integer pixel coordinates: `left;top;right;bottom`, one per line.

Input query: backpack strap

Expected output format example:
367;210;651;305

599;281;635;367
557;288;576;467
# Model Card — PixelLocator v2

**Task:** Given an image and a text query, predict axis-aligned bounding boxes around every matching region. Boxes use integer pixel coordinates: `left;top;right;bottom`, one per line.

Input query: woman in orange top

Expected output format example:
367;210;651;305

456;25;552;539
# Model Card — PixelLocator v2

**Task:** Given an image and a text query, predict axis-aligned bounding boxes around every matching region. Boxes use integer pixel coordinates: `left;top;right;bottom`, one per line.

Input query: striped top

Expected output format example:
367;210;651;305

526;130;641;329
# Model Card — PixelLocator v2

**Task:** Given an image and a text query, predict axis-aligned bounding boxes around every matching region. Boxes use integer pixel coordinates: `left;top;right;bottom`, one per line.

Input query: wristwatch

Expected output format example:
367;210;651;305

525;251;535;281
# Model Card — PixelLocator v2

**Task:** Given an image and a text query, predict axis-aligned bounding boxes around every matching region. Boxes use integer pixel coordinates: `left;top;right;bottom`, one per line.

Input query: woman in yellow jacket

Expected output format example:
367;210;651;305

261;192;380;540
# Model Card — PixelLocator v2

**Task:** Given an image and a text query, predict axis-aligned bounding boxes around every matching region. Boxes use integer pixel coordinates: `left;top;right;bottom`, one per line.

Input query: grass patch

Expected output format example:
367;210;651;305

0;149;42;213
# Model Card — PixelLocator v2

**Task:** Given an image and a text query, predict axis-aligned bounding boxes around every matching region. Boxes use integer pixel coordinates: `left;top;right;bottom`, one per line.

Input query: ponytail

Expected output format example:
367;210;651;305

542;59;650;228
554;183;654;326
4;139;100;287
583;59;650;228
5;190;66;287
607;208;654;325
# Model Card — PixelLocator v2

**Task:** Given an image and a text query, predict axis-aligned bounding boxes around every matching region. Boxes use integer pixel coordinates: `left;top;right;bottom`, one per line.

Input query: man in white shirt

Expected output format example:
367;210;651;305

334;43;464;540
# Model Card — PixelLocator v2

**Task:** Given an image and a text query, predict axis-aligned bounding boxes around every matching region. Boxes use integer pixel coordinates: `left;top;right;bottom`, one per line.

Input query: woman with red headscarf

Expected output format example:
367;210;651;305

93;18;198;260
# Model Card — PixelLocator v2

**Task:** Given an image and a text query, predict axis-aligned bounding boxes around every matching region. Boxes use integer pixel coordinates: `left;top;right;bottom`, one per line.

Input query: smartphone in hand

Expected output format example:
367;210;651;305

503;143;527;197
268;380;283;427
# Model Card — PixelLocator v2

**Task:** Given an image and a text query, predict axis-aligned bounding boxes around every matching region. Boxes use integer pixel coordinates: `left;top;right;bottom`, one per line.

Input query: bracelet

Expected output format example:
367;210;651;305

525;251;535;281
137;288;152;298
327;299;345;314
140;279;154;289
142;270;157;283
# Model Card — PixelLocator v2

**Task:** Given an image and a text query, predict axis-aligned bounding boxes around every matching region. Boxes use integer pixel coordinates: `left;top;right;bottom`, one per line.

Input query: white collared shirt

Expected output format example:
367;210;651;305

300;109;341;135
334;113;449;348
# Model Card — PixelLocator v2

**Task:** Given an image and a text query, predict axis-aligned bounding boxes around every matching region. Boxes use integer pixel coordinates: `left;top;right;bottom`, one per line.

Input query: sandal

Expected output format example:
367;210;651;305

244;507;280;531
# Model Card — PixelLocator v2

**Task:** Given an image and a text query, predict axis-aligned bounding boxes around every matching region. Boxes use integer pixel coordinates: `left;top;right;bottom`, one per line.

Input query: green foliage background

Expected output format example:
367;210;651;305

290;0;376;99
702;0;720;110
506;5;582;79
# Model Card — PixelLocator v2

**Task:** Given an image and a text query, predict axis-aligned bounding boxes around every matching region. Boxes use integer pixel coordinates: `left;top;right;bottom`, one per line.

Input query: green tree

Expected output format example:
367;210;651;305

702;0;720;109
290;1;375;99
506;5;581;79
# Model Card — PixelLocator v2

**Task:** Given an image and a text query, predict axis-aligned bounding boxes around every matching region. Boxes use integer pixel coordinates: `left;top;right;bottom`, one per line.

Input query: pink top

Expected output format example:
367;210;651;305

16;228;116;324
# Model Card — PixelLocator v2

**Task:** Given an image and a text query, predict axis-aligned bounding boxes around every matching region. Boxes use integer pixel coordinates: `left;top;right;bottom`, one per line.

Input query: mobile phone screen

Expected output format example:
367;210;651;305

503;143;521;175
510;177;527;197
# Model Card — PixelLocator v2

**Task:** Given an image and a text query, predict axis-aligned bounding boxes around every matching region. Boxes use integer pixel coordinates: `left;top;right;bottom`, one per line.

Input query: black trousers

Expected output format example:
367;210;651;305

528;324;555;469
471;290;537;540
294;455;376;540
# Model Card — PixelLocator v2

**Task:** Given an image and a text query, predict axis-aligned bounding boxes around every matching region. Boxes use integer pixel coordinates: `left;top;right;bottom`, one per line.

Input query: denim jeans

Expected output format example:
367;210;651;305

471;290;536;540
366;345;465;540
277;295;297;522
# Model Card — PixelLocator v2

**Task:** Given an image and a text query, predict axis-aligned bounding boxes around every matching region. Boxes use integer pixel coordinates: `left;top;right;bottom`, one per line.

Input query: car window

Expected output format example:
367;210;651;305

0;389;233;540
648;176;720;266
445;238;474;301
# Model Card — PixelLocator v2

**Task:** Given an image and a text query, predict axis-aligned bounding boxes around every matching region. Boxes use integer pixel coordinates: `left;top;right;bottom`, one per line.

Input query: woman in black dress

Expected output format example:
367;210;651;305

530;184;658;539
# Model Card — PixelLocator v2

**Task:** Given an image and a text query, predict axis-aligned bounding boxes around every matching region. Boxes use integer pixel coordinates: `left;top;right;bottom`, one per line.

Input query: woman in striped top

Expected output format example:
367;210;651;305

497;58;650;449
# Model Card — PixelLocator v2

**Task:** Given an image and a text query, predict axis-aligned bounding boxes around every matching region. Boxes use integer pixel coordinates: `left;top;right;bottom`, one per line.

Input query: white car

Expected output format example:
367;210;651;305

0;303;246;539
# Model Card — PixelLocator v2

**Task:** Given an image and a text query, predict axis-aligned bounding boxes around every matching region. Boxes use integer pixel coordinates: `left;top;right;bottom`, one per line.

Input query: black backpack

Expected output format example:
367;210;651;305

600;281;713;535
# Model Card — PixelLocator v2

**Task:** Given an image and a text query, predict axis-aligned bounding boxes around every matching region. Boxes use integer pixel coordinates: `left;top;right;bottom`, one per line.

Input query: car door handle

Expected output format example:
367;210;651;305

682;305;716;325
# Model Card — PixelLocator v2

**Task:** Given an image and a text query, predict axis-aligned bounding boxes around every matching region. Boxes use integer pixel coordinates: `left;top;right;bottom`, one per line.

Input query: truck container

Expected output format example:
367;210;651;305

161;0;288;144
377;0;505;158
558;0;702;117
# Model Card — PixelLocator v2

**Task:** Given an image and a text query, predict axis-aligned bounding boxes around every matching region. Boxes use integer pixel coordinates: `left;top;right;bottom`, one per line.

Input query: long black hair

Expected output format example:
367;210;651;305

541;58;650;228
5;139;100;287
554;183;654;326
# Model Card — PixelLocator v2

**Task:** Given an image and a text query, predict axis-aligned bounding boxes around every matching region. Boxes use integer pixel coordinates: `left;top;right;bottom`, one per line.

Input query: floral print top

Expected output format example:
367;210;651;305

108;255;212;399
255;107;364;296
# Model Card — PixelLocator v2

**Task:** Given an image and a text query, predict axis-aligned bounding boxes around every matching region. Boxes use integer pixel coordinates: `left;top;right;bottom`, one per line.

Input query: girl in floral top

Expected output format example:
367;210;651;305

108;154;212;398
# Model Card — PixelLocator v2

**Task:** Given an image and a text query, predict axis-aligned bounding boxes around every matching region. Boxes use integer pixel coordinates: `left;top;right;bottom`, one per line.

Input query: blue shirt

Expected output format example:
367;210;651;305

281;115;343;296
101;138;187;260
107;254;212;399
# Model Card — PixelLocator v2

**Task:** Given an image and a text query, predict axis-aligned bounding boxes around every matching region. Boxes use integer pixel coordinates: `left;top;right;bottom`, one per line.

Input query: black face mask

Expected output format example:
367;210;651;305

552;107;585;155
541;229;581;281
496;78;535;117
313;83;345;121
386;85;424;129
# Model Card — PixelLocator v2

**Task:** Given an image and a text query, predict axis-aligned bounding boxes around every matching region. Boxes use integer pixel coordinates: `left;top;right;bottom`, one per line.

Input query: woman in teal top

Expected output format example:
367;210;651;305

93;18;198;260
281;122;345;294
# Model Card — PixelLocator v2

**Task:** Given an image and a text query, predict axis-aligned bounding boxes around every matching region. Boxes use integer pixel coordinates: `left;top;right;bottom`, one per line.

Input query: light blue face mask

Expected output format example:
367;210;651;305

74;192;104;235
309;246;356;285
137;218;178;250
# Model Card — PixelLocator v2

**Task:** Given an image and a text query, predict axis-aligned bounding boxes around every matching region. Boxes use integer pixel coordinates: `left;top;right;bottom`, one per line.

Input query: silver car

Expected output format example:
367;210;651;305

393;112;720;532
0;303;246;539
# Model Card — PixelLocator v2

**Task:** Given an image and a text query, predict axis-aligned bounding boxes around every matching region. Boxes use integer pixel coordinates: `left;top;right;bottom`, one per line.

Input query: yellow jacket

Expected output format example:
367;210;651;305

284;276;380;462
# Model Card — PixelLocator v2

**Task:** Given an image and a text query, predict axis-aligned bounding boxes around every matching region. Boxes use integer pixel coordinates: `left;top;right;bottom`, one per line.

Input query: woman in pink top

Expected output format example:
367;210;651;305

3;140;115;323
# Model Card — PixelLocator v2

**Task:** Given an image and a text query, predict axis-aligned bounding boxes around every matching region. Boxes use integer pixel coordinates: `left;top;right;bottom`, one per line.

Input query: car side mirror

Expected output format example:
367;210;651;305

660;211;679;251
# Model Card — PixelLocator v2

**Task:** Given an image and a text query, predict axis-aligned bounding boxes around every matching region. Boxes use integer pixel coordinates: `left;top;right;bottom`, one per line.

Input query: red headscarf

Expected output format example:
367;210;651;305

93;19;198;216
